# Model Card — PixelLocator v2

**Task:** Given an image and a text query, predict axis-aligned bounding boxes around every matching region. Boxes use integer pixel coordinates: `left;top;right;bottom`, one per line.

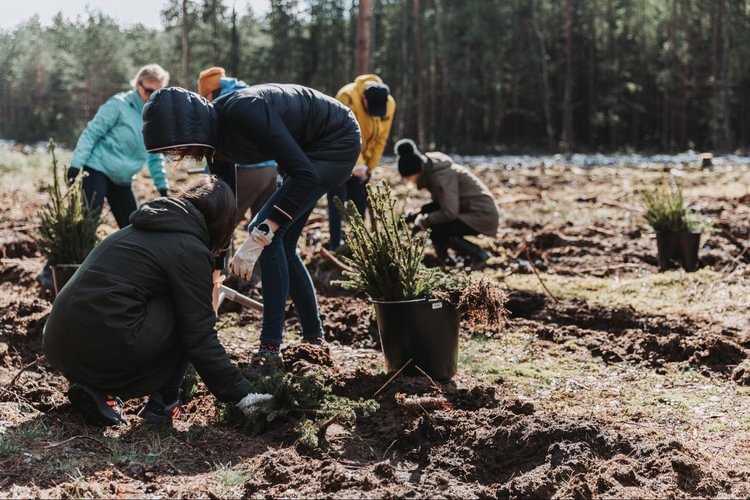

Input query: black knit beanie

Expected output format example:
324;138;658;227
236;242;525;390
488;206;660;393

394;138;423;177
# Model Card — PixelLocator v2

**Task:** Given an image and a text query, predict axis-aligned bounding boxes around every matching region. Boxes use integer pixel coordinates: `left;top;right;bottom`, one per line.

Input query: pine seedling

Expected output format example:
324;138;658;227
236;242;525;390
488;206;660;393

333;181;442;300
36;138;100;265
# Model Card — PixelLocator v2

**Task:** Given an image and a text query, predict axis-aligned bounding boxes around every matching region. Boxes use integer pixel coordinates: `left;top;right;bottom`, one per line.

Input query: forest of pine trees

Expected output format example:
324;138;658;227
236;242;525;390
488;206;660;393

2;0;750;154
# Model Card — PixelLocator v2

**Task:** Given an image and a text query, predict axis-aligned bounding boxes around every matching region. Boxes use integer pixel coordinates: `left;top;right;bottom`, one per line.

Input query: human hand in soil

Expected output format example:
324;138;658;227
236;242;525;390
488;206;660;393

230;225;273;280
236;392;273;415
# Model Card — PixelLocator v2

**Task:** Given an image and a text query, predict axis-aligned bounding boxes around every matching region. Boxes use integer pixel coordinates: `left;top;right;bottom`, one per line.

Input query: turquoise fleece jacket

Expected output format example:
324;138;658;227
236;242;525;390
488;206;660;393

70;90;168;190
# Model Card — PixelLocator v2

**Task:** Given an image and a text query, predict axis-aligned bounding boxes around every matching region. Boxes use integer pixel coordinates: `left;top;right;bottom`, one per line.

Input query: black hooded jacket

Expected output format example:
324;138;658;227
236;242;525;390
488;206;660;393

143;85;361;225
42;198;251;402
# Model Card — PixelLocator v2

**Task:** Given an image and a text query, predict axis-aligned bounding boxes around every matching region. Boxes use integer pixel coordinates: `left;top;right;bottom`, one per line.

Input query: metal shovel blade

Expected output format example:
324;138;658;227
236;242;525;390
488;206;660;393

217;285;264;312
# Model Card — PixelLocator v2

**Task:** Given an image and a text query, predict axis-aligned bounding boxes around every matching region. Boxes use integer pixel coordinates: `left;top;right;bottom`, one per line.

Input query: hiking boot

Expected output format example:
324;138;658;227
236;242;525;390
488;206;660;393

67;383;128;427
137;394;184;424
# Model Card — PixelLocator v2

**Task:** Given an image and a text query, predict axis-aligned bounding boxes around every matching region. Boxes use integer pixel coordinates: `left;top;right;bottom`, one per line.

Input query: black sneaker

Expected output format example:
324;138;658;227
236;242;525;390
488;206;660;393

67;383;128;426
137;394;184;424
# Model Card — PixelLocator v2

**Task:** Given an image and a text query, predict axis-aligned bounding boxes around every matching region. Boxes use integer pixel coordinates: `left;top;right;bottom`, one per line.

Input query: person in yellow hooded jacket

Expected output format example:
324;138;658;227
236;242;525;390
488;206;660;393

326;74;396;250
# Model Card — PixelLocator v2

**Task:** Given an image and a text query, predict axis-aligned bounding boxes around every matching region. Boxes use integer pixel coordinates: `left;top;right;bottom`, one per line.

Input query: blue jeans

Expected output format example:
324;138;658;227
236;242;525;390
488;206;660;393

250;181;329;345
326;175;368;249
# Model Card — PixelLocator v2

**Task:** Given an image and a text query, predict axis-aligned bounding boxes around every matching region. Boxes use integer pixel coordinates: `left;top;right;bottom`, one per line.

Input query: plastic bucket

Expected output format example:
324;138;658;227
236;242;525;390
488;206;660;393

678;232;701;272
372;298;459;382
51;264;80;296
655;232;681;272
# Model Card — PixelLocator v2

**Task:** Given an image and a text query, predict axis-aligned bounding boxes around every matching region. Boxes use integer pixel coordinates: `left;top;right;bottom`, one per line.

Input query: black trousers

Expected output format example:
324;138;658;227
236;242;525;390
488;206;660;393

81;167;137;228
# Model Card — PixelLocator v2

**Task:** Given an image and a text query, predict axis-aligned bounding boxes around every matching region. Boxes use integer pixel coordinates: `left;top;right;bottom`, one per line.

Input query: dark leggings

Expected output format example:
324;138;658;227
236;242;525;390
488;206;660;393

81;167;137;228
326;175;368;249
428;219;479;246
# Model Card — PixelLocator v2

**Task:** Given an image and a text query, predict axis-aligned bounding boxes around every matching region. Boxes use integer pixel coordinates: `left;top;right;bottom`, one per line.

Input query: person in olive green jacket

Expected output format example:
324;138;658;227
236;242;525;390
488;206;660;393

395;138;499;267
43;177;271;427
326;74;396;249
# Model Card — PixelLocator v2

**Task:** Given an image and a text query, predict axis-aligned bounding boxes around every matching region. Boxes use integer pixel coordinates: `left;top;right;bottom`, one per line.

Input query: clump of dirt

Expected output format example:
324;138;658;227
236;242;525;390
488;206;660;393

282;343;334;374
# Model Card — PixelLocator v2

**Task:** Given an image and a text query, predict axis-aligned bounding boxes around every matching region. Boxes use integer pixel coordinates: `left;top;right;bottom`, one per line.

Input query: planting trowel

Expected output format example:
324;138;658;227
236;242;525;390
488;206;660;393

217;285;264;312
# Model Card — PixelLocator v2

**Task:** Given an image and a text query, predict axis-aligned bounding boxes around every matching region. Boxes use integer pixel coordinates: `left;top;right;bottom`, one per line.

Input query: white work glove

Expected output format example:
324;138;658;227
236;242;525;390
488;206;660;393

236;392;273;416
230;224;274;280
352;165;369;178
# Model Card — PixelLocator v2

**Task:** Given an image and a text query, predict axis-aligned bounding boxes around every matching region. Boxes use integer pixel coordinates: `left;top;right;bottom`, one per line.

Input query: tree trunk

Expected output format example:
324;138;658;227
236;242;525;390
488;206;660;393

561;0;574;152
355;0;372;76
720;0;731;150
413;0;426;147
530;0;555;150
229;7;240;76
182;0;190;89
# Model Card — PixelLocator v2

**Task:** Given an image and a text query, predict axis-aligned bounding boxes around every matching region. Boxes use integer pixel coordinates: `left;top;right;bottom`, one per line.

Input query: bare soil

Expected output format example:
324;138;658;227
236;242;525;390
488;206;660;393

1;156;749;497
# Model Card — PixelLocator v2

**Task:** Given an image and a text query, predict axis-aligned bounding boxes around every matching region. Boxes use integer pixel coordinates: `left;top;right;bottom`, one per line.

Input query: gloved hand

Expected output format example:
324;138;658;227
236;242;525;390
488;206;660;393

352;165;369;178
230;224;274;280
158;188;169;197
404;210;419;224
66;167;80;186
411;213;427;236
236;392;273;416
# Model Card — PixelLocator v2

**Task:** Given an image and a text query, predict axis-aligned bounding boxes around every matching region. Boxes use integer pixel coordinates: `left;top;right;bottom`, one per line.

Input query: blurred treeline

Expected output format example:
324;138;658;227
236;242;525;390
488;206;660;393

1;0;750;154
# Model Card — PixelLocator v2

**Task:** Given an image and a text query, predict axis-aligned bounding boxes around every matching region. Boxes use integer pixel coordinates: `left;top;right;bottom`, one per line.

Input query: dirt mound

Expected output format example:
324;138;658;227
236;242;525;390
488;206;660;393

282;343;334;373
507;290;748;375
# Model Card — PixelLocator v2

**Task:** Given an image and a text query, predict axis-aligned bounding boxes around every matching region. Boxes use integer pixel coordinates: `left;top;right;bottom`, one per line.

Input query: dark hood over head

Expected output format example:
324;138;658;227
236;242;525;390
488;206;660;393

129;197;210;247
142;87;217;154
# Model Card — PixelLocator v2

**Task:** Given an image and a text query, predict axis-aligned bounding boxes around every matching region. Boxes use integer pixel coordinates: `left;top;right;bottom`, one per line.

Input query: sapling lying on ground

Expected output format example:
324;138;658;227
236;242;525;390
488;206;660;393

223;360;378;451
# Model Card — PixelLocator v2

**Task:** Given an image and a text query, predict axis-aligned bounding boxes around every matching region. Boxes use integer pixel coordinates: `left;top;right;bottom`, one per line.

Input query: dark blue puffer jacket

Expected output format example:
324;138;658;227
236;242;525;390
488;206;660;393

143;85;361;225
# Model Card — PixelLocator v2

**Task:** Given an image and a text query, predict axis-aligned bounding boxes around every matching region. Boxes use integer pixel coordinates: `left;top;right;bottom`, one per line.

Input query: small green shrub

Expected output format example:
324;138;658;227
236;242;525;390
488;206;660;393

333;181;443;301
640;182;710;233
36;138;100;266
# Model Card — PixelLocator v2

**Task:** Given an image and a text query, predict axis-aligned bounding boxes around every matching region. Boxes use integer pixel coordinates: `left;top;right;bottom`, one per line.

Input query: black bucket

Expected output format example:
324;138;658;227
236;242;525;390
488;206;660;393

51;264;80;296
372;298;459;382
678;232;701;272
655;232;681;271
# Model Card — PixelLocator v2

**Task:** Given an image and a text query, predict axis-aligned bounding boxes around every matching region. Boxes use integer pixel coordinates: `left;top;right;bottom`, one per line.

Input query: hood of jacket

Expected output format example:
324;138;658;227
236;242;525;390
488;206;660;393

353;74;384;95
417;152;453;188
142;87;218;154
129;197;210;247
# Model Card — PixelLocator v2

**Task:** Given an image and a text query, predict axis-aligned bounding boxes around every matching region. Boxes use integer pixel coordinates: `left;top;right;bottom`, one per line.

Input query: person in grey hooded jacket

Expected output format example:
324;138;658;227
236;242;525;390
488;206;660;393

395;139;499;267
141;85;361;360
43;176;271;427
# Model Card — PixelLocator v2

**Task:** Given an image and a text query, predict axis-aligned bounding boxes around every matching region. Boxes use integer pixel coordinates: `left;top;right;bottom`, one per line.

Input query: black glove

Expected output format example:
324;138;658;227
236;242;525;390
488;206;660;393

158;188;169;197
404;211;419;224
66;167;80;186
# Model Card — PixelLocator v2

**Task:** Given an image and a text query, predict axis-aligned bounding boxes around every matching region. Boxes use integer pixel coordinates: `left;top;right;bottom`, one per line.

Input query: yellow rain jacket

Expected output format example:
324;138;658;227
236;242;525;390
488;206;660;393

335;74;397;171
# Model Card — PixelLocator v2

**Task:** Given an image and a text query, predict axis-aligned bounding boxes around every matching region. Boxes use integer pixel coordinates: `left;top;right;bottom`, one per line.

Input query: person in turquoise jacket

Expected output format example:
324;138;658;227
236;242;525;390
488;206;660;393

68;64;171;228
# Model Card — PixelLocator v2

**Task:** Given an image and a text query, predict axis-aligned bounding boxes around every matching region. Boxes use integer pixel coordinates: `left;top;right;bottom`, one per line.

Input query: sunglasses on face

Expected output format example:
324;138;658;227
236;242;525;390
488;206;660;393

140;83;160;96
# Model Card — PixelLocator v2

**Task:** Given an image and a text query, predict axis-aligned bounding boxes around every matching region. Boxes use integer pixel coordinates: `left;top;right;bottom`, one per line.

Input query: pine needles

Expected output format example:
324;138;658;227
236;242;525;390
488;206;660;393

641;182;691;233
224;365;379;451
333;181;442;301
36;139;100;265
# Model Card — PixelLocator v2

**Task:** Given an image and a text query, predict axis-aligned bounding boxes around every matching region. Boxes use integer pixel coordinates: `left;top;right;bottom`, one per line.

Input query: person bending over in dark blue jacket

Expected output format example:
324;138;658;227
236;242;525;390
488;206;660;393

43;177;272;427
142;85;361;360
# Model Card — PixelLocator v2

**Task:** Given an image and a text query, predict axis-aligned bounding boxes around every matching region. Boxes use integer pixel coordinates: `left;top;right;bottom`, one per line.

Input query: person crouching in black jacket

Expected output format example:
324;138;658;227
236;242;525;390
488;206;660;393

142;85;361;360
43;177;272;426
